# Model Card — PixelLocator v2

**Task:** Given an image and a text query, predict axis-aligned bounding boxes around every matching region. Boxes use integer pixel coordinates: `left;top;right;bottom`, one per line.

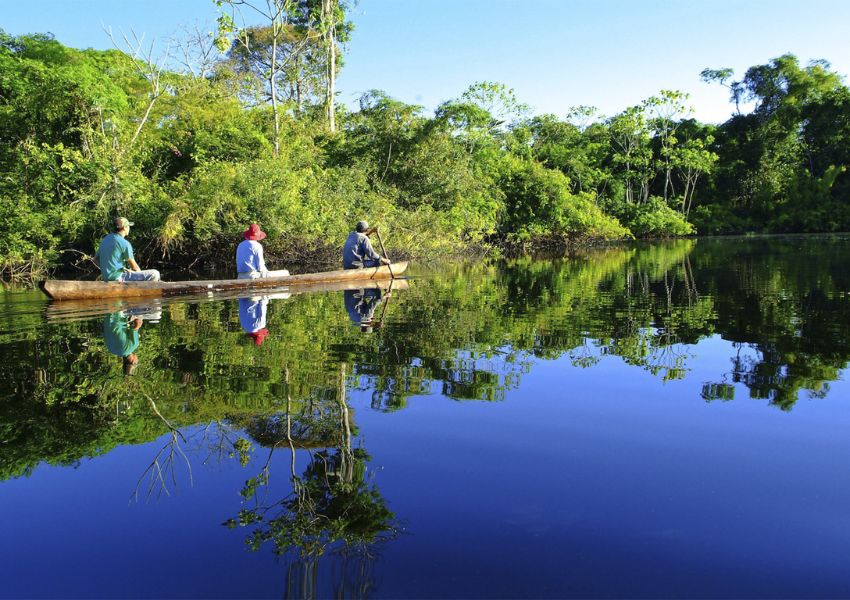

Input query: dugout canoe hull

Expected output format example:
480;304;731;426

40;262;408;301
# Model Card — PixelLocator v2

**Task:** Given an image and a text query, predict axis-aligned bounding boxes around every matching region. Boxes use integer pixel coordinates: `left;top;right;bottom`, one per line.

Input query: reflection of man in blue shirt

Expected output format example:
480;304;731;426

239;296;270;345
102;312;142;375
344;288;386;333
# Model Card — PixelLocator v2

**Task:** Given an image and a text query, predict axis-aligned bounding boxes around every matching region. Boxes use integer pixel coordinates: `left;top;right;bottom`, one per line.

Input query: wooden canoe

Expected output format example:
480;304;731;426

40;262;408;301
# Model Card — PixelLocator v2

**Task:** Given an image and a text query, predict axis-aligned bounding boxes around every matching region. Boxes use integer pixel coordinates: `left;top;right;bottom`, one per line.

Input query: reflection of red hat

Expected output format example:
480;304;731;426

247;328;269;346
243;223;267;241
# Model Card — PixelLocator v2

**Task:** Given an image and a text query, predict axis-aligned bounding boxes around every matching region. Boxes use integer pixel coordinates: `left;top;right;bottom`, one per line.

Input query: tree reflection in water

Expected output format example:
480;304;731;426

131;393;193;502
3;236;850;478
224;365;397;596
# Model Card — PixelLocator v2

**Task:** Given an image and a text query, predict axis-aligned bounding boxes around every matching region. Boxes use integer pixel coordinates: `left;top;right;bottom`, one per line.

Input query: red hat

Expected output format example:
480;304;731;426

243;223;267;241
247;328;269;346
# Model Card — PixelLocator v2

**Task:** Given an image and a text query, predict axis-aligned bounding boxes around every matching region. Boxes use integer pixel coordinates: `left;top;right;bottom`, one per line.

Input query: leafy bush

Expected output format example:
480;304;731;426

625;198;695;237
496;155;629;244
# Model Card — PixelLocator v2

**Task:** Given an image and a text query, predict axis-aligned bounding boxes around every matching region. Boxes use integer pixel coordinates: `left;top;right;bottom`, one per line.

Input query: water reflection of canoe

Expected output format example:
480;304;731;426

40;262;408;301
45;278;409;322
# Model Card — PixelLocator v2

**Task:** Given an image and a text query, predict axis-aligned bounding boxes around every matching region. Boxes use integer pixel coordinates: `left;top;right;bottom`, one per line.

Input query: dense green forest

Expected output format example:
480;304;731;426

1;1;848;277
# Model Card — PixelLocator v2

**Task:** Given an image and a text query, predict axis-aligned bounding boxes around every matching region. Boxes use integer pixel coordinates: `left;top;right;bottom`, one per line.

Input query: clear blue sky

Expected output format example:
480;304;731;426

4;0;849;123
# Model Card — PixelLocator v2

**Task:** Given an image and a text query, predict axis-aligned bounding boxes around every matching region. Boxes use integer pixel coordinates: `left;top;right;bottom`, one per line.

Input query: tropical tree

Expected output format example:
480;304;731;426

215;0;310;155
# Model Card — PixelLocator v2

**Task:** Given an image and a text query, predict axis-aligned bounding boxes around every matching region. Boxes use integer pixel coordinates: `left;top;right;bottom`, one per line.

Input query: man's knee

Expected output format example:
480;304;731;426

148;270;161;281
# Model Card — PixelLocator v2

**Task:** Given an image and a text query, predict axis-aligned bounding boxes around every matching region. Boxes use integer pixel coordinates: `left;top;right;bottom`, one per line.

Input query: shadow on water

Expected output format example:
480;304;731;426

2;235;850;596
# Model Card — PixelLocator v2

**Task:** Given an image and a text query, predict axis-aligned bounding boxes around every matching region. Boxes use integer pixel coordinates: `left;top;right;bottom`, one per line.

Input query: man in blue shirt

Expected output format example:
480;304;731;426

94;217;160;282
342;221;392;270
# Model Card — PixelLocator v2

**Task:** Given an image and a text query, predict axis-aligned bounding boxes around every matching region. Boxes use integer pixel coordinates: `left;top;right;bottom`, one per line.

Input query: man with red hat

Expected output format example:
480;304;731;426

235;223;290;279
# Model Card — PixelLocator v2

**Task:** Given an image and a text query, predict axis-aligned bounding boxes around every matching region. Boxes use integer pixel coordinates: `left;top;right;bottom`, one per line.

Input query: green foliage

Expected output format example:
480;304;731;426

496;155;630;244
523;113;611;196
697;55;850;233
617;197;695;238
0;194;56;278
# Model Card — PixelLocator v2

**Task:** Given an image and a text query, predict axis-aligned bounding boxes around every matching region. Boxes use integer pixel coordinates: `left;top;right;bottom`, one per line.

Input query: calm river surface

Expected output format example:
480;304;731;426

2;235;850;598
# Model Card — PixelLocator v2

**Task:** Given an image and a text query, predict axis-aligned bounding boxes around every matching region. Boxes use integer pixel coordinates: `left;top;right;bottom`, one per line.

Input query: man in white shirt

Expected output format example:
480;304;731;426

235;223;290;279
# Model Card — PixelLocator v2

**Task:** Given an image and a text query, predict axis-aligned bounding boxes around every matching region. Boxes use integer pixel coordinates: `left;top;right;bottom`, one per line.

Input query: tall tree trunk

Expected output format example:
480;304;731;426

269;25;281;157
685;173;700;216
328;28;336;133
338;363;351;482
322;0;337;133
294;52;302;117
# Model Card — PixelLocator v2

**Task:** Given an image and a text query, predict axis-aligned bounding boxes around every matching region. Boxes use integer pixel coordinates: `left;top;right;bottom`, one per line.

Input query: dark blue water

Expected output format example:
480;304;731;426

2;236;850;598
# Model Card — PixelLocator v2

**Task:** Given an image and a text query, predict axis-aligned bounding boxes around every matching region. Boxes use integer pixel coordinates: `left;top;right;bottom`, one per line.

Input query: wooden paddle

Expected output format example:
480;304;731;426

374;279;395;329
373;227;394;279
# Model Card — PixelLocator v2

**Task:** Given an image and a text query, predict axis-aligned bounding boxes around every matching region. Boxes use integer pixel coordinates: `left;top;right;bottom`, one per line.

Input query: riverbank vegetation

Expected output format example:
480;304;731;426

0;1;848;277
